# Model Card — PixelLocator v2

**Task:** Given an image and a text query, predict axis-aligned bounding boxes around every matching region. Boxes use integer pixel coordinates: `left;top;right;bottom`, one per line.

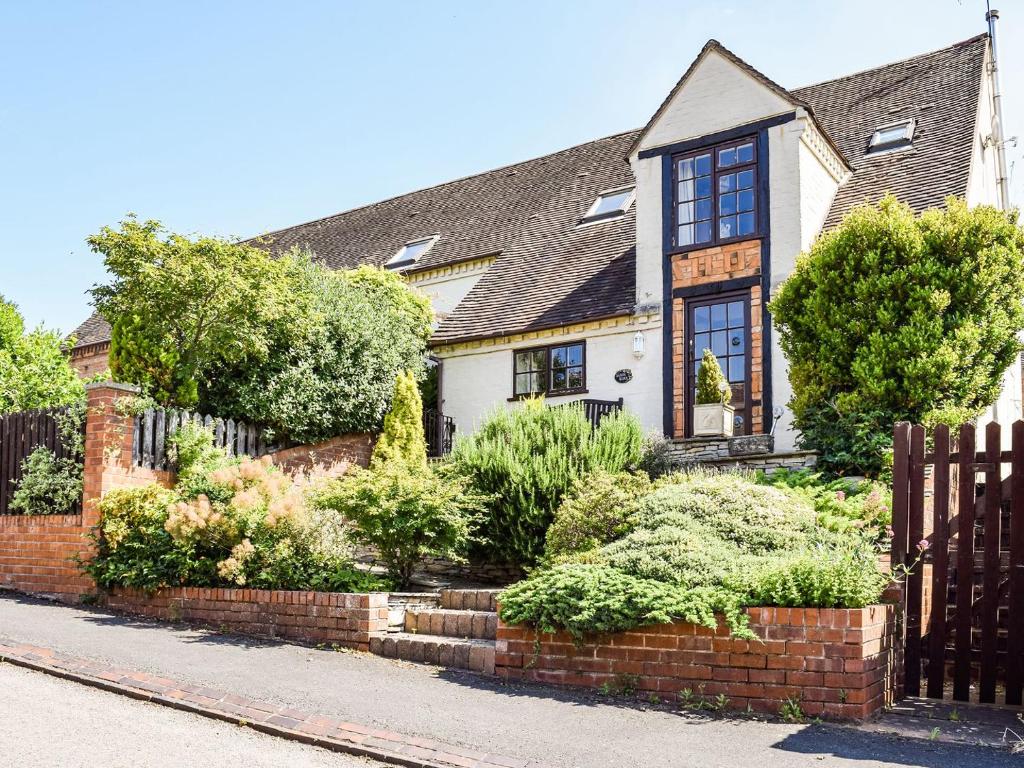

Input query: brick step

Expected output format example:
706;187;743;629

439;588;501;612
369;632;495;674
404;608;498;640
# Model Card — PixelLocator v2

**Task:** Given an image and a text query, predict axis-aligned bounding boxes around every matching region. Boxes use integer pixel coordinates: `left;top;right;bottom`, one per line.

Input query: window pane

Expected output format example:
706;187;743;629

532;350;547;370
514;373;531;395
729;357;745;383
695;153;711;175
727;301;744;328
567;367;583;389
567;344;583;366
718;147;737;168
694;332;710;355
677;179;694;202
719;193;736;216
717;356;728;375
514;352;530;372
550;346;566;368
693;306;710;332
711;330;727;356
737;212;756;236
719;173;735;193
695;176;711;198
551;370;567;390
737;169;754;189
678;224;694;246
736;142;754;164
695;221;712;243
695;198;712;221
678;202;694;224
730;331;745;354
710;304;727;330
677;158;694;180
737;189;754;213
591;190;632;216
719;215;736;239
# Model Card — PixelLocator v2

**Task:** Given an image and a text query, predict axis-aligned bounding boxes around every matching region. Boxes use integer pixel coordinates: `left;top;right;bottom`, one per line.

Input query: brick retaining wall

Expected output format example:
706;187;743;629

0;514;92;599
101;587;390;651
496;605;902;720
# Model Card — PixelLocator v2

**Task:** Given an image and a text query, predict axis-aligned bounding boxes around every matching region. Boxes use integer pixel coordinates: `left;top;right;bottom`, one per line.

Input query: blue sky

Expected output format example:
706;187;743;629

2;0;1020;334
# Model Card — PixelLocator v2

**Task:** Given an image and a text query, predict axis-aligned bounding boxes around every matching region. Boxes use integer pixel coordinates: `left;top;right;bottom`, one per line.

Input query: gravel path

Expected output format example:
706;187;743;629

1;592;1019;768
0;661;377;767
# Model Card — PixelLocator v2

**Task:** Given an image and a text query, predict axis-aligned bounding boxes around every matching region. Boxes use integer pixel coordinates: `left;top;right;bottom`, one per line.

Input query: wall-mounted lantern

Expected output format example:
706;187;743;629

632;331;645;359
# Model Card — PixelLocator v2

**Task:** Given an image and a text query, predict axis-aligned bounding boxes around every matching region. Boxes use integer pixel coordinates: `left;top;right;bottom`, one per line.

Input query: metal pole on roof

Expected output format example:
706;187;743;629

986;5;1011;210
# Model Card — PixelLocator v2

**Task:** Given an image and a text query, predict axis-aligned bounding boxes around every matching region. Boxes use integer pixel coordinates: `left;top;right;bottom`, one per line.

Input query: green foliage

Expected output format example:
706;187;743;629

315;462;482;589
10;402;86;515
638;432;675;479
0;295;84;413
84;454;381;593
165;422;237;502
201;254;433;444
88;216;292;407
499;471;889;640
450;399;644;566
770;196;1024;476
695;348;731;405
545;470;651;559
371;370;427;470
756;468;891;541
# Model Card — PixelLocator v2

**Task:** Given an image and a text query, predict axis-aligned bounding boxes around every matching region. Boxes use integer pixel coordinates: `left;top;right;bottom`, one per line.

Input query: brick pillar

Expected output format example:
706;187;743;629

82;382;141;528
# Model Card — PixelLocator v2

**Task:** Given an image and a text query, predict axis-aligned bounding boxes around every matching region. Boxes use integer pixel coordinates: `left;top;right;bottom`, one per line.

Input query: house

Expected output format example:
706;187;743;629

70;31;1017;455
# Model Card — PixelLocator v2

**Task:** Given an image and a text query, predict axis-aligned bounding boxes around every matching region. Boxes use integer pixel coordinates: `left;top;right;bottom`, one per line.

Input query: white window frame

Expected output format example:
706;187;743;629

578;185;636;226
386;234;440;269
868;119;916;155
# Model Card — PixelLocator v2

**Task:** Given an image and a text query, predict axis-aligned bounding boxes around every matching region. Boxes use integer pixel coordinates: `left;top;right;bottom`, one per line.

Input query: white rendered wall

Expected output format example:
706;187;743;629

436;319;663;439
409;263;492;322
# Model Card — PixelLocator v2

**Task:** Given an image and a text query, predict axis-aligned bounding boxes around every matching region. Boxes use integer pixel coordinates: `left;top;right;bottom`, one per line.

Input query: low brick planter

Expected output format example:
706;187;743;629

101;587;390;651
496;605;902;720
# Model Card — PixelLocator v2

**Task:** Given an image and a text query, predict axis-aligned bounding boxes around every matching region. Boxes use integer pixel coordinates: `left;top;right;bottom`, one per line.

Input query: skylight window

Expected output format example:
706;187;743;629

580;186;635;224
868;119;916;154
387;235;439;269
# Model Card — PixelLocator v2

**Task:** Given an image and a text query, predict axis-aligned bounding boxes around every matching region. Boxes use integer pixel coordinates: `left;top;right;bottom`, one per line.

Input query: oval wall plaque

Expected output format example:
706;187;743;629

614;369;633;384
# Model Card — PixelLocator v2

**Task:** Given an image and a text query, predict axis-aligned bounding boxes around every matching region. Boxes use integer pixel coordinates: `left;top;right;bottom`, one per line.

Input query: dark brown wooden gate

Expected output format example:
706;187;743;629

892;420;1024;704
0;407;81;515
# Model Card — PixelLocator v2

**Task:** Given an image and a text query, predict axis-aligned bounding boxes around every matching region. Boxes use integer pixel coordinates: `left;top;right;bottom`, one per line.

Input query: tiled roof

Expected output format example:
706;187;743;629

71;35;987;349
69;311;112;347
793;33;987;229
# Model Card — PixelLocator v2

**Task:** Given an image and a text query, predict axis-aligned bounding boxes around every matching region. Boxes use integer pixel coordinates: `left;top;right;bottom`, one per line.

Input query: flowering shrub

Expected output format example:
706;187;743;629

85;431;382;593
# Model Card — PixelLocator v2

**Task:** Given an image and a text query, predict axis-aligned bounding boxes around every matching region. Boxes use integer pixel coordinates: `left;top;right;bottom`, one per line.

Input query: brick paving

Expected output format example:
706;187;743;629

0;639;547;768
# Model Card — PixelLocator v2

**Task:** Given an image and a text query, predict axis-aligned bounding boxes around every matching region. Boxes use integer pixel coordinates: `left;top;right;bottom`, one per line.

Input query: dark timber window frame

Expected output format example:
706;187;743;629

510;341;587;400
671;136;758;254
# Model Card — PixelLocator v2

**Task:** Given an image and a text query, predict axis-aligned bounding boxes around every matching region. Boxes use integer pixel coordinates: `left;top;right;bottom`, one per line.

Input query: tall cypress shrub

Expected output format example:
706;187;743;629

371;370;427;470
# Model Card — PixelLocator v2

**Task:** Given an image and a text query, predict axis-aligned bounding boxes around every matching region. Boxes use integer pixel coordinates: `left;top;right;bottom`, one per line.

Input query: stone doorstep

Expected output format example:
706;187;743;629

0;641;540;768
405;609;499;641
440;589;501;613
370;632;496;676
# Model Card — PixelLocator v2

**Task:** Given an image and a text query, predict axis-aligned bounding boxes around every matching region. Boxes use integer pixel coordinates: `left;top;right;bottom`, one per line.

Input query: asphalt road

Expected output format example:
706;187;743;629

0;661;377;768
1;593;1020;768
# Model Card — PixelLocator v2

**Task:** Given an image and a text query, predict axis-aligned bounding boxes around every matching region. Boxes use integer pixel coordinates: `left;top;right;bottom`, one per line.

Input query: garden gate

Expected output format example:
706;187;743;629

892;421;1024;704
0;407;82;515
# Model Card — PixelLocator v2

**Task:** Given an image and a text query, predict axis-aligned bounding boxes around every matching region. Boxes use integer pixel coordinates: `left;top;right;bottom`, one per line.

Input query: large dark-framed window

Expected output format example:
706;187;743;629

673;137;757;251
512;341;586;399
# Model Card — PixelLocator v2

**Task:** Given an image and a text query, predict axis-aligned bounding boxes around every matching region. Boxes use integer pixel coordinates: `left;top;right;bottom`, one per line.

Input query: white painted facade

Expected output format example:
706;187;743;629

407;258;495;322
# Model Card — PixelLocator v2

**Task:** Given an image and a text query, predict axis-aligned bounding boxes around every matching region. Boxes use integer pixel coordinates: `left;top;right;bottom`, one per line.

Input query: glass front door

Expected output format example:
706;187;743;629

687;294;750;435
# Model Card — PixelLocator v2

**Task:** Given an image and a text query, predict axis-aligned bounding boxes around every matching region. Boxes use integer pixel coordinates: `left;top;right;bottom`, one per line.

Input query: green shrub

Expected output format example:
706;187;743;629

638;432;674;479
769;196;1024;476
450;399;644;565
545;470;651;559
10;402;85;515
371;370;427;470
695;348;730;405
499;471;889;639
316;463;481;589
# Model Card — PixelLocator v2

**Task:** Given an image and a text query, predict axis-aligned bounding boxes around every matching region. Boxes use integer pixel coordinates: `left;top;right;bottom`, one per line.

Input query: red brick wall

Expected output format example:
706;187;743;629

0;514;92;599
496;605;902;720
70;342;111;380
268;434;375;474
101;587;389;651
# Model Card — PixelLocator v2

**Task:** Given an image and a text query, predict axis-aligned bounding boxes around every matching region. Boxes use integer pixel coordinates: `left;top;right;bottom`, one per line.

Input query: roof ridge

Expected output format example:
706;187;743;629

249;127;641;244
791;33;987;93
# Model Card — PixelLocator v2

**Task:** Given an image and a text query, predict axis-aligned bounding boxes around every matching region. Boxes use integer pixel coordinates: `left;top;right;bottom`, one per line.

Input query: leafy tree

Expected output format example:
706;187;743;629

88;216;291;407
202;255;433;444
770;196;1024;476
371;371;427;470
0;295;83;413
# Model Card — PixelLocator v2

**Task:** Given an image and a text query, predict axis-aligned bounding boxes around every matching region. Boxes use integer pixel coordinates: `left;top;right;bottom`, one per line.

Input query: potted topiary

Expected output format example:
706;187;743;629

693;348;733;437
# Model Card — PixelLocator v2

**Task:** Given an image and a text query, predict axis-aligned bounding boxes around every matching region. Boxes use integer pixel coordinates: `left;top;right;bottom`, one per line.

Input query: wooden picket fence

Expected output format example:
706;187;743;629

133;408;271;471
892;421;1024;705
0;407;83;515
